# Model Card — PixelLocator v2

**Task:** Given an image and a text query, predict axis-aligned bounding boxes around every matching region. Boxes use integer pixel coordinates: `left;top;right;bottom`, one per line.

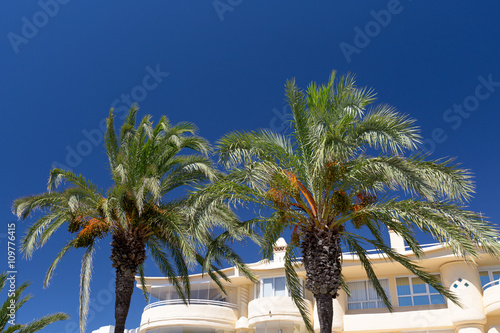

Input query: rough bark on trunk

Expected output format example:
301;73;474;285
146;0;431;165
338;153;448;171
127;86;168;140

114;267;136;333
315;294;333;332
302;227;342;333
110;231;147;333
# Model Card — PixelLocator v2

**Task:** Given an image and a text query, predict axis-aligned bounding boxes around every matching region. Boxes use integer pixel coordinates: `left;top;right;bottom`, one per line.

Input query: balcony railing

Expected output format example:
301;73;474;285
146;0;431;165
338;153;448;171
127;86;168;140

484;279;500;290
144;298;238;311
297;243;443;260
342;243;443;256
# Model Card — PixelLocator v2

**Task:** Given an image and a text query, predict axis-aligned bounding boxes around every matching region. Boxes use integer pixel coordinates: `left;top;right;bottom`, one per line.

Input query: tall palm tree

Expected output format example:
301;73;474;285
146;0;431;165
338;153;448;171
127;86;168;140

13;106;254;333
201;72;500;333
0;272;68;333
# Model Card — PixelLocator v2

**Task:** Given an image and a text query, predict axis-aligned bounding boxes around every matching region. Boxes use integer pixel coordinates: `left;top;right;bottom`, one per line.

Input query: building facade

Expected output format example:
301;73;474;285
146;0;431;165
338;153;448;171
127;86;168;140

135;233;500;333
91;325;140;333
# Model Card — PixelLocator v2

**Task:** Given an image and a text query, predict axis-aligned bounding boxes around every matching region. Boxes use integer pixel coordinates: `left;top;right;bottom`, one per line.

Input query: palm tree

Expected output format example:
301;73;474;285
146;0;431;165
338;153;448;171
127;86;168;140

0;272;68;332
13;106;254;333
204;72;500;333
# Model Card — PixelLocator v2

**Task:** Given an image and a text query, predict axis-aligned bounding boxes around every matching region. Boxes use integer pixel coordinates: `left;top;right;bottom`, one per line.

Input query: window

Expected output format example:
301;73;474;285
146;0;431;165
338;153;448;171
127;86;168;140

396;275;445;306
347;279;390;310
148;282;236;304
479;269;500;289
255;276;300;298
146;328;235;333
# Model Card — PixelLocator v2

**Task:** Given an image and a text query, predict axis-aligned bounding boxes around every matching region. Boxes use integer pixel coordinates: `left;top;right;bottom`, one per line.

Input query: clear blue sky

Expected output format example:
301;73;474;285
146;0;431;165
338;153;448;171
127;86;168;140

1;1;499;332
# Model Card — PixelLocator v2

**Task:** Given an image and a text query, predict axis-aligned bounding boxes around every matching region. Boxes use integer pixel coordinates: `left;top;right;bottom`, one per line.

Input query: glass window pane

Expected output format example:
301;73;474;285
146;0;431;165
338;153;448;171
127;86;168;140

209;286;222;301
480;271;491;286
348;279;390;309
363;301;377;309
493;271;500;281
347;302;361;310
430;294;445;304
398;296;412;306
368;279;390;301
165;286;172;300
428;275;442;293
411;277;427;294
170;288;179;300
198;284;209;300
413;295;430;306
396;277;411;296
274;277;287;296
428;283;442;294
347;281;368;301
380;279;390;294
190;284;199;299
165;327;183;333
263;278;273;297
150;287;158;303
155;287;162;301
367;282;378;300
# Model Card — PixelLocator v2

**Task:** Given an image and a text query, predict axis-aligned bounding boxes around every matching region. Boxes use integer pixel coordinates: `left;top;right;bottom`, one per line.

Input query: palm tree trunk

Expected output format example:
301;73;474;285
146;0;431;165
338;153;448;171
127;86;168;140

114;267;136;333
315;294;333;333
301;227;342;333
110;231;147;333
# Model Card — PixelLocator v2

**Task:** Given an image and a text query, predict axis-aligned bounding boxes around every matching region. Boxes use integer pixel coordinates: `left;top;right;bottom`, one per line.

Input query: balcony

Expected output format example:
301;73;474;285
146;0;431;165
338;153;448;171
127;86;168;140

248;296;312;327
144;299;238;311
140;282;238;332
484;279;500;316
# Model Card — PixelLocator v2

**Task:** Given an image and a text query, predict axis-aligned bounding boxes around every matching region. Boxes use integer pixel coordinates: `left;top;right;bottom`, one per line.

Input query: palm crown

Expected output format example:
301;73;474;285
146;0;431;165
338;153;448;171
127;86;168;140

13;106;253;333
212;71;500;333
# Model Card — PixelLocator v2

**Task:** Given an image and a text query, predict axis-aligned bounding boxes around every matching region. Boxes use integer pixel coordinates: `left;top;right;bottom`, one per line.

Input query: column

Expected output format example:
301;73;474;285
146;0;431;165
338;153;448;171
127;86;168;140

236;285;250;333
440;261;486;332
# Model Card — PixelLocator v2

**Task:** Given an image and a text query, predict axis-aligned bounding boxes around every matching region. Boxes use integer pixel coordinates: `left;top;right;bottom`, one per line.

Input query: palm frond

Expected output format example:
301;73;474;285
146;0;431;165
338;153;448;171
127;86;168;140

79;243;95;333
284;244;313;333
17;313;69;333
147;238;187;303
354;105;421;154
343;234;393;311
105;109;119;175
137;264;149;302
119;104;138;143
44;239;77;287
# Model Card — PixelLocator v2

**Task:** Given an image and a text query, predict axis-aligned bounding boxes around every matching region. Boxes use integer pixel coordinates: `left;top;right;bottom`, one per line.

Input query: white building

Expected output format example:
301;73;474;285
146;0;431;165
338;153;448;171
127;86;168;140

135;232;500;333
91;325;140;333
